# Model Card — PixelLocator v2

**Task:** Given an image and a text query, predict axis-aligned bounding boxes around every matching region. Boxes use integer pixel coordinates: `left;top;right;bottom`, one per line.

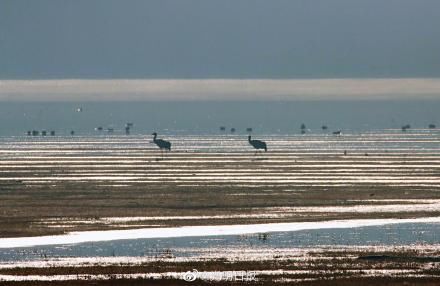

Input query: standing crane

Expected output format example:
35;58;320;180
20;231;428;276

248;135;267;154
152;132;171;158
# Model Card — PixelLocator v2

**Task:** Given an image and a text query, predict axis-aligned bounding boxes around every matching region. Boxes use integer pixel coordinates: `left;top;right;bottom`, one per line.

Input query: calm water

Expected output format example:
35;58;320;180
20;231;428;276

0;222;439;262
0;101;439;136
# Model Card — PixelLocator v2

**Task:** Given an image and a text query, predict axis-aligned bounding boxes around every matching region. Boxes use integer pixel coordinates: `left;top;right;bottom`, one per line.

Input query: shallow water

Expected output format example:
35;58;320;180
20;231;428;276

1;101;439;137
1;131;439;187
0;222;439;262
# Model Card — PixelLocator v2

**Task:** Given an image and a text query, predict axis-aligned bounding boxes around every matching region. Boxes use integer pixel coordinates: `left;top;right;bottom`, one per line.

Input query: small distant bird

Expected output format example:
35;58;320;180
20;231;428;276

401;124;411;131
300;124;306;134
428;124;436;129
70;130;75;135
246;127;253;133
76;107;83;112
333;130;341;135
322;125;328;130
248;135;267;153
152;132;171;151
220;126;226;132
230;128;236;133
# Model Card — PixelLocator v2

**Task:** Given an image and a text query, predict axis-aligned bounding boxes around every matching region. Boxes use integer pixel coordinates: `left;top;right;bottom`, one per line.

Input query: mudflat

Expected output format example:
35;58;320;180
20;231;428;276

0;133;439;237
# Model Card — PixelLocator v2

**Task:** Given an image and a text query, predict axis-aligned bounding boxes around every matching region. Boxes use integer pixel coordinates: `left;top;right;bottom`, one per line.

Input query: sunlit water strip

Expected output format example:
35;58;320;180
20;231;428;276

1;217;440;249
1;131;439;187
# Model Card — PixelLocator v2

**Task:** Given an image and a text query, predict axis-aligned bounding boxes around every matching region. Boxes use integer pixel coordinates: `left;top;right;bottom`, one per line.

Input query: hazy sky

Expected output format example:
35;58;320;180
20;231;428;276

1;79;440;101
1;0;440;79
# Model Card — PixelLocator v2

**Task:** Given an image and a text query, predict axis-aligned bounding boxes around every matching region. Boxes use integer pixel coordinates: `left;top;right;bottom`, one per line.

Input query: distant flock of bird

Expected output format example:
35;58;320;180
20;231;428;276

25;121;437;155
151;122;436;155
27;122;436;138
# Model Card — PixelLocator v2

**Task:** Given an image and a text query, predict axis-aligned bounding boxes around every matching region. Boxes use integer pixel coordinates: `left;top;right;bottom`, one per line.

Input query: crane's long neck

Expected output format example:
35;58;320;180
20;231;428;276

153;134;157;141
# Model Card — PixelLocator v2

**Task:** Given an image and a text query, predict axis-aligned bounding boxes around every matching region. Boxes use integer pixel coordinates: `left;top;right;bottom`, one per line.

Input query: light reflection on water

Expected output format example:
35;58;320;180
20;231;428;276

1;222;439;262
0;131;438;185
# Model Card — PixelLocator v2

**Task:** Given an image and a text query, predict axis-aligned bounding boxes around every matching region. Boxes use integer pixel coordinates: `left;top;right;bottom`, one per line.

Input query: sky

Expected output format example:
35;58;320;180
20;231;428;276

1;1;440;100
1;0;440;79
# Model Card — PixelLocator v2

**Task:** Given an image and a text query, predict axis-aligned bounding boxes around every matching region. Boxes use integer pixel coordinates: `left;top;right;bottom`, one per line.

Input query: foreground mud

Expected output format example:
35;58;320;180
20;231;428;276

1;246;440;285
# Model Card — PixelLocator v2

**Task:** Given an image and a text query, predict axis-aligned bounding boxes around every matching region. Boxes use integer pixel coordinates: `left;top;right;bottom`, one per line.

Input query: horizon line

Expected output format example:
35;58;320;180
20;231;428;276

1;78;440;101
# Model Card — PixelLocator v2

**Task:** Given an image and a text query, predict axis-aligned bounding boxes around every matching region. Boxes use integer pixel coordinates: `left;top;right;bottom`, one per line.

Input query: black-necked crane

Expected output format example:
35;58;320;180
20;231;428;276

248;135;267;154
152;132;171;158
